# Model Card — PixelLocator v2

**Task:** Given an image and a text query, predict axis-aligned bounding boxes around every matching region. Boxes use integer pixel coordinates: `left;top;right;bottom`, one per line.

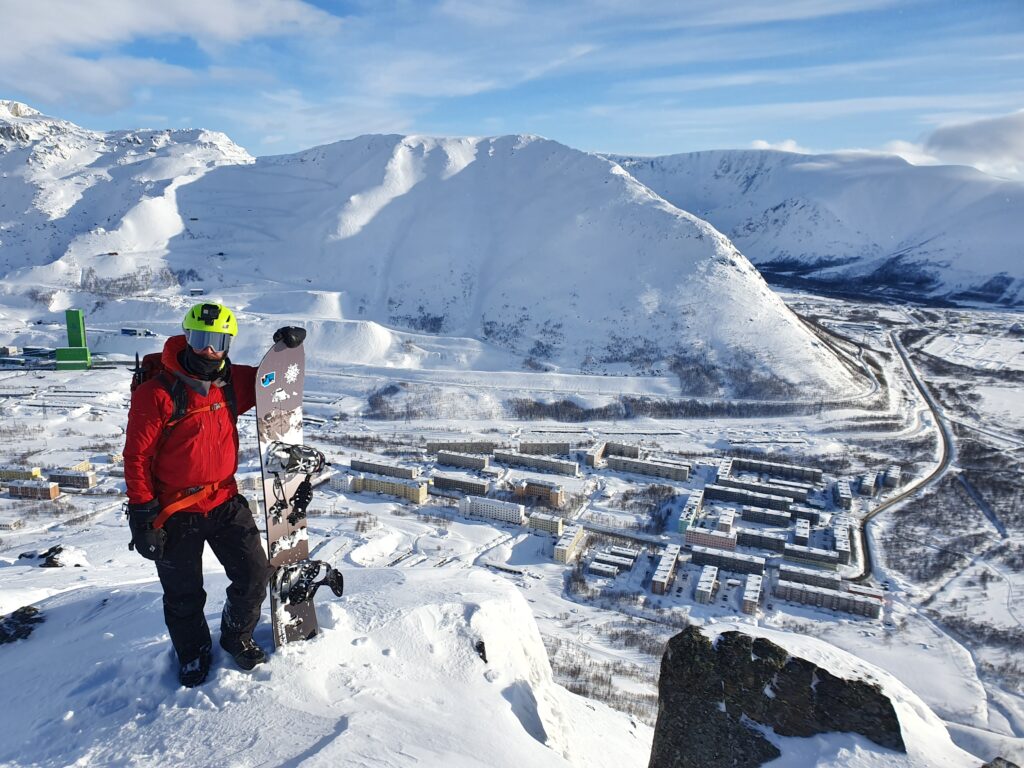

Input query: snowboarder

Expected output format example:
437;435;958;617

123;302;299;687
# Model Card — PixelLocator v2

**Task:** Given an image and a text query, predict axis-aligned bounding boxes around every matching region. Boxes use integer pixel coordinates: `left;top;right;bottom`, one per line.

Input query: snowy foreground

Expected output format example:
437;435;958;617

0;560;648;768
0;523;981;768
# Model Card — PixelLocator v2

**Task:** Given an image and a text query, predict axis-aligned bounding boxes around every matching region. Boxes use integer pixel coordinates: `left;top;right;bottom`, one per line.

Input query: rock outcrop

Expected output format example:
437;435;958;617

648;626;905;768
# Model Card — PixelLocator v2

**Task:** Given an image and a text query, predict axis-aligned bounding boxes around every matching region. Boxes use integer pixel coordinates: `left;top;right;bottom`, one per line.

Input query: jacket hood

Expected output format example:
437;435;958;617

161;335;189;375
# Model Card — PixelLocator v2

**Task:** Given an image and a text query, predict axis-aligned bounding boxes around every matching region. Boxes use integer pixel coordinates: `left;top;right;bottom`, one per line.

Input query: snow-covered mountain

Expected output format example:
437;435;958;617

610;150;1024;306
0;102;858;398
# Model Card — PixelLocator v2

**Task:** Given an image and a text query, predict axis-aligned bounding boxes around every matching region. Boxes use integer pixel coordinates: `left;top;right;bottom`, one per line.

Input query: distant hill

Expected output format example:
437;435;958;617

0;102;858;398
610;150;1024;306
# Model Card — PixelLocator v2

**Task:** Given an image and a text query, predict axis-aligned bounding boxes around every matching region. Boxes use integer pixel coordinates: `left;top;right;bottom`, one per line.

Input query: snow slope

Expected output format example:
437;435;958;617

0;557;650;768
0;103;858;397
610;150;1024;305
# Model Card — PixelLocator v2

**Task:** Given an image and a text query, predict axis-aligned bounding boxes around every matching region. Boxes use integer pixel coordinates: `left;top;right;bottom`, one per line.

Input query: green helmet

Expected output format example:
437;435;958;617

182;302;238;353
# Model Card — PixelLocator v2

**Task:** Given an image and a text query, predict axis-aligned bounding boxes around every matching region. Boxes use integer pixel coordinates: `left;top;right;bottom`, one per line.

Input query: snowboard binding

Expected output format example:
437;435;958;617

265;442;327;526
275;559;344;606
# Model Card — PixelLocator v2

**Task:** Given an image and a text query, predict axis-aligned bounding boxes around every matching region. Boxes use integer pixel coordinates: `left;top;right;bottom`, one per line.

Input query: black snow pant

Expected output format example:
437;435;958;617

155;494;271;663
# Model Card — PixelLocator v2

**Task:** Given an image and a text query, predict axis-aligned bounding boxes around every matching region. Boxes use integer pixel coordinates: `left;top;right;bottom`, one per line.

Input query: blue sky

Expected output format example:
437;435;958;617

1;0;1022;175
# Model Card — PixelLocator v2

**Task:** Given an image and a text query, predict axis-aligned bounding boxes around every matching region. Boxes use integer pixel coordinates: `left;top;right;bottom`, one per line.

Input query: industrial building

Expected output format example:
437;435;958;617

695;565;719;604
426;440;500;455
651;544;681;595
742;575;763;615
513;479;566;508
431;474;490;497
350;458;420;480
717;476;806;502
778;564;843;590
704;484;791;512
527;513;564;536
9;480;60;500
784;543;840;568
518;441;572;455
555;525;586;563
774;580;881;619
0;465;43;481
56;308;91;370
351;474;428;504
493;450;579;477
884;465;902;488
0;518;25;530
606;455;689;481
436;451;490;471
46;470;97;489
730;457;823;483
684;527;737;551
735;526;787;553
690;545;766;575
738;505;791;527
459;495;525;525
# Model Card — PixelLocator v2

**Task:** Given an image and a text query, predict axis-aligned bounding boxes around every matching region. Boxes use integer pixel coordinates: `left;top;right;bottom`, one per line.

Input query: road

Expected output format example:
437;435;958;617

852;330;955;582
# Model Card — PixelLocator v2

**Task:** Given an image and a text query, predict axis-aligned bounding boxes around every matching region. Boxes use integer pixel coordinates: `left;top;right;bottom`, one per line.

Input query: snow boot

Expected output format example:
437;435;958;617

220;634;267;671
178;643;212;688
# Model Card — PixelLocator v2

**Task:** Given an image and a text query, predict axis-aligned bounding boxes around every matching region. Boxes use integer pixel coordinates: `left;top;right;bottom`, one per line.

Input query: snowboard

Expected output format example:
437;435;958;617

255;333;341;647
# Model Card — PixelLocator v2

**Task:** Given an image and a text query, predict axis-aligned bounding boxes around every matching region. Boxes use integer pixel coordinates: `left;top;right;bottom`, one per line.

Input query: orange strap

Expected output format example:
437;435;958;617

153;479;232;529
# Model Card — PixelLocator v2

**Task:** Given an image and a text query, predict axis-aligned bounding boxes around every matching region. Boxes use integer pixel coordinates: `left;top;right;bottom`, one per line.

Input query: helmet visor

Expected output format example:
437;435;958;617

185;328;232;353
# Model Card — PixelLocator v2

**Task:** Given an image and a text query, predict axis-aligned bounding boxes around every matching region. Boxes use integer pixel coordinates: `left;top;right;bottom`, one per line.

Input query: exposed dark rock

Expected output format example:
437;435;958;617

0;606;44;644
982;758;1021;768
648;627;905;768
18;544;65;567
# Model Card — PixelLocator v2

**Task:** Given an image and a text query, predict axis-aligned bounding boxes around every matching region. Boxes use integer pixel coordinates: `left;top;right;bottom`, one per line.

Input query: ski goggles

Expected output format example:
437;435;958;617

185;328;232;353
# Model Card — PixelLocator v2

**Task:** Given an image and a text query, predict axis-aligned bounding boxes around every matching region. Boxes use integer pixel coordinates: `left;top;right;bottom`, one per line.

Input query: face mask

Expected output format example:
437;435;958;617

179;346;228;381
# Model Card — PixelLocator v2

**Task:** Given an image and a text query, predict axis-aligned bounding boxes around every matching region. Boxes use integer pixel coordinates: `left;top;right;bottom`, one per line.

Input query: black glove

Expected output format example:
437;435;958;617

274;326;306;348
127;500;167;561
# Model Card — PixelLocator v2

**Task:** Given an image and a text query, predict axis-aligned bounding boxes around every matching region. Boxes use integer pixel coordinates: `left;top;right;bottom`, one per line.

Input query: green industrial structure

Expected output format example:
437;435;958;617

56;309;91;370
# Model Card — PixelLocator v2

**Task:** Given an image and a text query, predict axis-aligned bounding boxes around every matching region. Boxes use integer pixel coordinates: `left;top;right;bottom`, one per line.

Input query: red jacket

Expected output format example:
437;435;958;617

124;335;257;513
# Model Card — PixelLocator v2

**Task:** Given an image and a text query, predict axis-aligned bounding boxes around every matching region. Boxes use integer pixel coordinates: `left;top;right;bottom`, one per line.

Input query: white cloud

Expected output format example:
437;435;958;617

750;139;814;154
0;0;339;110
923;110;1024;179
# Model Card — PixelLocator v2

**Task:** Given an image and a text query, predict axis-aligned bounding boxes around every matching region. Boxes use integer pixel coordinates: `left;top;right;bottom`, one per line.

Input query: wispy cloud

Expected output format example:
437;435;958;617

923;110;1024;179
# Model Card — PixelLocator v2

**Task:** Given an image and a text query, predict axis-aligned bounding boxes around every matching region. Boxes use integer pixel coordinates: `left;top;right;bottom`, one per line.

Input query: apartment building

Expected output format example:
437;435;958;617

459;495;525;525
684;527;737;551
46;470;97;489
351;473;428;504
513;479;566;508
717;476;806;502
492;450;579;477
518;441;572;455
527;512;564;536
704;484;791;512
9;480;60;500
555;525;586;563
774;580;881;618
793;518;810;545
690;545;766;575
431;474;490;497
778;563;843;590
606;455;689;482
0;465;43;481
436;451;490;471
350;458;421;480
783;543;841;568
735;526;787;553
695;565;719;604
426;440;500;455
651;544;681;595
739;505;792;527
742;574;763;615
730;457;823;483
